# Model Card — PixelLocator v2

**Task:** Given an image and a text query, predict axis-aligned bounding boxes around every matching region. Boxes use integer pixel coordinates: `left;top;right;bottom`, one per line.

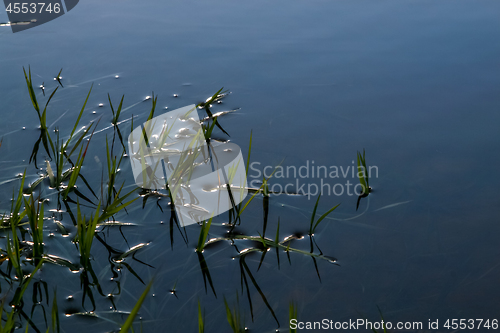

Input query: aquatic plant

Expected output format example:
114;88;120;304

356;149;371;210
0;70;352;333
196;216;213;253
23;66;98;207
24;194;45;265
368;306;388;333
120;279;154;333
224;296;245;333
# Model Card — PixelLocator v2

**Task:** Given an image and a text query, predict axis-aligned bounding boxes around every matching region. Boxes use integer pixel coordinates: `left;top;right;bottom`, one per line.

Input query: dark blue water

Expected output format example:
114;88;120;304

1;0;500;332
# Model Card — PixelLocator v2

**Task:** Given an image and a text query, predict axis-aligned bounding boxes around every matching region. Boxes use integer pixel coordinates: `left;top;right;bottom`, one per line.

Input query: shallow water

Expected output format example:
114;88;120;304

1;0;500;332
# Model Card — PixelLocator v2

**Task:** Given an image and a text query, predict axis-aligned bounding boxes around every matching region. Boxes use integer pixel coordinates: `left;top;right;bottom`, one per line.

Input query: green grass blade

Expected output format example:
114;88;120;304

245;131;252;178
196;216;213;253
289;301;298;333
64;84;93;151
120;279;153;333
275;219;280;268
198;301;204;333
51;290;60;333
23;66;40;115
309;195;321;235
312;203;340;235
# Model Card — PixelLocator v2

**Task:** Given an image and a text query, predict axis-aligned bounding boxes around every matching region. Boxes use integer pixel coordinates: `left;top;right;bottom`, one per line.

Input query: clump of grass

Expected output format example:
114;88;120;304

120;279;154;333
98;183;139;223
76;201;100;270
5;233;22;283
198;87;228;109
224;296;245;333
